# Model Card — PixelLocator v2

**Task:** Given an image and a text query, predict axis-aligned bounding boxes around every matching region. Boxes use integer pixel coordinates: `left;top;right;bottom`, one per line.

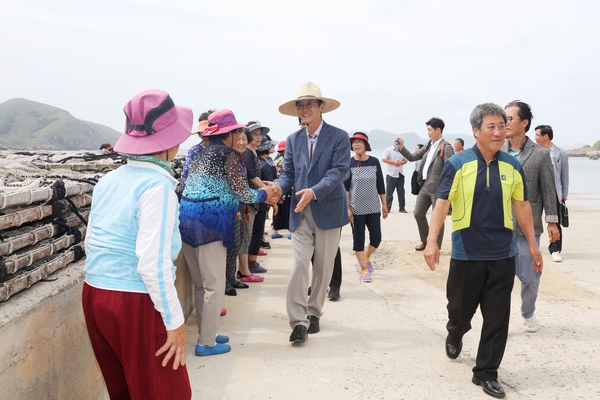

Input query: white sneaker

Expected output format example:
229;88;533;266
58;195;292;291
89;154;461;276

524;316;539;333
551;252;563;262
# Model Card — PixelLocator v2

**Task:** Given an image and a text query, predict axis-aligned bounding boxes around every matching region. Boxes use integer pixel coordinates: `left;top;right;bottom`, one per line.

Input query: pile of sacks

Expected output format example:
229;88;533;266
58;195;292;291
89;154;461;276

0;150;125;302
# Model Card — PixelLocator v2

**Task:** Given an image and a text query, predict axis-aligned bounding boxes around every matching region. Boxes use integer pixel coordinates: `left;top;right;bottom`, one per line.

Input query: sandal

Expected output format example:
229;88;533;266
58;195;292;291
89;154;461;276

232;281;249;289
249;264;268;274
237;272;264;283
225;287;237;296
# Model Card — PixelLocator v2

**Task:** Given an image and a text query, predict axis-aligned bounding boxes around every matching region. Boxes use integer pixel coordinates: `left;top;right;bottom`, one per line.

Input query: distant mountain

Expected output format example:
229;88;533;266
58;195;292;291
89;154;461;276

367;129;473;152
567;140;600;157
0;98;120;150
368;129;423;151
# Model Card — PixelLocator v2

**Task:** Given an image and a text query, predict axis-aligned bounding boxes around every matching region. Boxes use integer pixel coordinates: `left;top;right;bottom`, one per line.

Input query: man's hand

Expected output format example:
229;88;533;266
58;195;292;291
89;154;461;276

423;241;439;271
156;324;187;370
529;245;544;272
397;138;404;150
262;185;282;205
294;188;315;213
547;222;560;243
382;207;388;219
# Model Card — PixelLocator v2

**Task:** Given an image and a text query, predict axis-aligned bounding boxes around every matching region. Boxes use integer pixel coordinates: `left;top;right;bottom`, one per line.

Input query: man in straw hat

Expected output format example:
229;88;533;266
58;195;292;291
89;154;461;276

276;82;350;344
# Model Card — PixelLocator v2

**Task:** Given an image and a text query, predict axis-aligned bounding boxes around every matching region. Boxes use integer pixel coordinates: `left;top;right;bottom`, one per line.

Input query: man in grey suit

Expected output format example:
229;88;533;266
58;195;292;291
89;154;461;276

276;82;350;343
535;124;569;262
504;101;560;333
398;118;454;251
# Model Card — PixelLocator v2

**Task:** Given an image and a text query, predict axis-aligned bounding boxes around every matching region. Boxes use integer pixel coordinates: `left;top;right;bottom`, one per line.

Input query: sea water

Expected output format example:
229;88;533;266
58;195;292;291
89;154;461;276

179;143;600;209
370;149;600;210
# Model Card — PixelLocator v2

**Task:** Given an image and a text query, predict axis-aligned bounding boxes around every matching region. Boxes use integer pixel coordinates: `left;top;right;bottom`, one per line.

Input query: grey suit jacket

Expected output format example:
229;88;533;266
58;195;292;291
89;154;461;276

277;121;350;231
551;144;569;201
502;137;559;236
400;139;454;194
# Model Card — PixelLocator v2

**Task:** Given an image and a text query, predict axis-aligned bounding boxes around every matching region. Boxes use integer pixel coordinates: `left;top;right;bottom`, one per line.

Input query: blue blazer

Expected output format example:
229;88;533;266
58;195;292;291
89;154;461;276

277;121;350;231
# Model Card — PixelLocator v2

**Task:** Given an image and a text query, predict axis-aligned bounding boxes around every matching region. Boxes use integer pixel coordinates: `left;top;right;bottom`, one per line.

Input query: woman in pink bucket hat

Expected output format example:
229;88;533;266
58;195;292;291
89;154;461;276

83;89;193;399
178;109;281;356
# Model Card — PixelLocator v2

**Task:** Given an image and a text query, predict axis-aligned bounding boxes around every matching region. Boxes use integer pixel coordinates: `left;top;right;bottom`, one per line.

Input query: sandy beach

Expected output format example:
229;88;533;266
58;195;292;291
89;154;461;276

182;203;600;399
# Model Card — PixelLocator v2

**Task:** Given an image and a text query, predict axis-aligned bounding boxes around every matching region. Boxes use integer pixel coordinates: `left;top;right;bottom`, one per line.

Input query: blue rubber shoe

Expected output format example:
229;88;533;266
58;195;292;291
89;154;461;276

288;233;292;239
271;233;283;239
216;335;229;344
195;343;231;356
249;263;268;273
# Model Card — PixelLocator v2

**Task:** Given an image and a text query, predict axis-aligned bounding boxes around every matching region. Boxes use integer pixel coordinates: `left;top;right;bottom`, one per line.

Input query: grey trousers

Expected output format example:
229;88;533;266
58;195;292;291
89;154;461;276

414;184;444;247
287;205;341;329
182;241;226;346
514;234;541;318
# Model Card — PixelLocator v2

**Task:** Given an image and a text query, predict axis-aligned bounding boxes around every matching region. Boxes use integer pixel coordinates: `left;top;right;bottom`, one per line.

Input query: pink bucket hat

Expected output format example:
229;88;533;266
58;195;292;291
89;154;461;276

113;89;193;155
202;109;246;137
276;140;286;152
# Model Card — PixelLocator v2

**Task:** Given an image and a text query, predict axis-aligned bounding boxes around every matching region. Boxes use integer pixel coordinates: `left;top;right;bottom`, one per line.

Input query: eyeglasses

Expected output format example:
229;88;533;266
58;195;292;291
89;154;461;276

295;100;319;110
506;116;521;123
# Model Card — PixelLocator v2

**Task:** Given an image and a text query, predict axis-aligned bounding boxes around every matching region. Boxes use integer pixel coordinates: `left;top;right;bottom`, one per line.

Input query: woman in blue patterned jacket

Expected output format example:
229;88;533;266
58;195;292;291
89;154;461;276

179;109;280;356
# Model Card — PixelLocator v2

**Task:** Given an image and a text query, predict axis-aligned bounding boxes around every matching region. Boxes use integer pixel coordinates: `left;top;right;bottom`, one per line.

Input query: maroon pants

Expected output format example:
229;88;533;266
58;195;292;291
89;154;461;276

82;283;191;400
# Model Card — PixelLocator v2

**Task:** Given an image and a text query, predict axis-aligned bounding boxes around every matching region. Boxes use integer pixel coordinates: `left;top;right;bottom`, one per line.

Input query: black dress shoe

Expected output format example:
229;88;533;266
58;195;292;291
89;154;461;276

328;285;340;300
307;286;312;296
445;336;462;359
307;315;320;334
261;241;271;249
289;325;308;343
472;375;505;398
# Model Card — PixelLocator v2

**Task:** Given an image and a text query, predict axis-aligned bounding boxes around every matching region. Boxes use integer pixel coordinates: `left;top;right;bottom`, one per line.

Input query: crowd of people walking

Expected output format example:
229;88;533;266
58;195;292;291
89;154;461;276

82;84;568;399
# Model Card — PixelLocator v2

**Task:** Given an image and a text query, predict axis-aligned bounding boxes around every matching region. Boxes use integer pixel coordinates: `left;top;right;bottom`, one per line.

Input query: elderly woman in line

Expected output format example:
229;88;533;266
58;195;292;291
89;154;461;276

225;128;254;295
178;108;214;192
178;109;280;356
83;89;193;399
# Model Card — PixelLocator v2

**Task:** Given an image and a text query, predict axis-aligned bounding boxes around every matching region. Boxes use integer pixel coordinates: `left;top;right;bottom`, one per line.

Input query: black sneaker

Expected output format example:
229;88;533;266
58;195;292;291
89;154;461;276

328;285;341;300
260;241;271;249
307;315;320;334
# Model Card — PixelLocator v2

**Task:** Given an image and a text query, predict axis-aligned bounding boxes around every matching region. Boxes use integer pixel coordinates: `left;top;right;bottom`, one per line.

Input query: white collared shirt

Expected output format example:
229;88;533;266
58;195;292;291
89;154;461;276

306;119;324;160
422;137;443;180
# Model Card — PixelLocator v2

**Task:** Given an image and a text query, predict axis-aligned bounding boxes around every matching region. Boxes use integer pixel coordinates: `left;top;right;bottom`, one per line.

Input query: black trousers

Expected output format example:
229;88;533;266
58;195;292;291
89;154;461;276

330;247;342;287
312;246;342;288
446;257;515;381
549;198;563;254
248;208;268;256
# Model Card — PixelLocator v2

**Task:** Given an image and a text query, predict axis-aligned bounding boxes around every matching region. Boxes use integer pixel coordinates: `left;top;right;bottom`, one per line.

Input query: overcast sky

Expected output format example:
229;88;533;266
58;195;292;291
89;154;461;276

2;0;599;150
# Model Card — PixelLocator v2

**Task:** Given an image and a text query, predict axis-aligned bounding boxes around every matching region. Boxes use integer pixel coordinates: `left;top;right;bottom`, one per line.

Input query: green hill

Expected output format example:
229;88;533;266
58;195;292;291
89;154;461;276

367;129;473;152
0;98;120;150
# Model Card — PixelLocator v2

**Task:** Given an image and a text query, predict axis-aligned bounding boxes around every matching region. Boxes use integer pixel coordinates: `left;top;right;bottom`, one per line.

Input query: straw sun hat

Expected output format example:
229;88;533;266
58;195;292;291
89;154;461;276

278;82;341;117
